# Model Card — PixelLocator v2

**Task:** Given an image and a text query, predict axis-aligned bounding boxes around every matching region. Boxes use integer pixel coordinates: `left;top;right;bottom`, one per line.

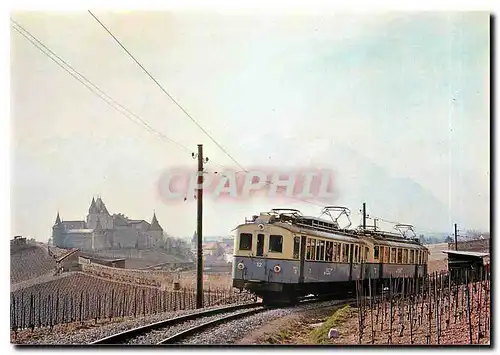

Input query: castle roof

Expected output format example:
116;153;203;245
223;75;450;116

149;212;163;231
95;197;109;215
89;197;98;214
54;212;61;225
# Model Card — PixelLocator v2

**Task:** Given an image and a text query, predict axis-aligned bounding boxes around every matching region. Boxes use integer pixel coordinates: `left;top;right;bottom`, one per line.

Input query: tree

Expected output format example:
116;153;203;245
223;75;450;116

444;235;453;243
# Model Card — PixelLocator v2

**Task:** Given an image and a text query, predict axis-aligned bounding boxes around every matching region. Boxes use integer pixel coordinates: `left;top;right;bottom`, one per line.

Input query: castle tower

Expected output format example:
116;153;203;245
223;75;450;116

87;196;113;229
148;211;164;248
52;212;64;248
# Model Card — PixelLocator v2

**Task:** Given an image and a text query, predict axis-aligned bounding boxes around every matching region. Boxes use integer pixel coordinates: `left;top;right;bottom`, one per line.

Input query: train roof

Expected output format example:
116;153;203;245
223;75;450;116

237;208;426;248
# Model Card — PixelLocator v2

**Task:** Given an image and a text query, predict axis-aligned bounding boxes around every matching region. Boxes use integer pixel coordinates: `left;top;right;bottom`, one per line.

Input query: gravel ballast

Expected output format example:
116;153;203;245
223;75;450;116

14;301;256;345
177;300;349;345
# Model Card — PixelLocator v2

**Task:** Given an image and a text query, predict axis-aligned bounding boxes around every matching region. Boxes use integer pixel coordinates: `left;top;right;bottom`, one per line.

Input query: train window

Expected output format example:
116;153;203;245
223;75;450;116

374;246;380;260
336;244;341;262
326;241;333;262
306;239;312;260
403;249;408;264
320;240;326;261
316;240;323;261
353;245;358;264
269;235;283;253
239;233;252;250
409;250;414;264
390;248;396;263
341;244;347;262
365;247;369;262
384;247;390;263
417;251;421;264
293;237;300;259
397;249;403;263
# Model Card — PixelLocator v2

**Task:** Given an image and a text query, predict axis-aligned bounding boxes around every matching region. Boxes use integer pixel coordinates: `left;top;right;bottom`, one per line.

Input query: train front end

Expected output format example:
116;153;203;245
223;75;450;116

231;213;300;302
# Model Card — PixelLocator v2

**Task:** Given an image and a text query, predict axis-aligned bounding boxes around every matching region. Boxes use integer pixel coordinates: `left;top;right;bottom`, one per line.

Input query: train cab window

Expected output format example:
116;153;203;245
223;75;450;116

239;233;253;250
390;248;396;263
374;246;380;261
269;235;283;253
365;247;369;263
293;237;300;259
326;241;333;262
397;249;403;263
409;250;414;264
417;251;421;264
384;247;390;263
403;249;408;264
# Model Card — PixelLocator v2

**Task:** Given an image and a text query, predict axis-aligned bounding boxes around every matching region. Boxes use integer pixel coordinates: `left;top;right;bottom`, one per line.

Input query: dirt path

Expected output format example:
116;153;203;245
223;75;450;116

236;304;352;345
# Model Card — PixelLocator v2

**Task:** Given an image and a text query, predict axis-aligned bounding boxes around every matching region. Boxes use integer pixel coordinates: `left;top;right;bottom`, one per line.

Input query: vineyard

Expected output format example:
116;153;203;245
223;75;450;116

10;272;254;336
11;245;57;283
352;269;490;345
80;263;232;290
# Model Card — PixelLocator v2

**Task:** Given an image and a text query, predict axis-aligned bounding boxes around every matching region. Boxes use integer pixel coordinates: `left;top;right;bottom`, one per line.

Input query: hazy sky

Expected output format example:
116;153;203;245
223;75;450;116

11;12;490;241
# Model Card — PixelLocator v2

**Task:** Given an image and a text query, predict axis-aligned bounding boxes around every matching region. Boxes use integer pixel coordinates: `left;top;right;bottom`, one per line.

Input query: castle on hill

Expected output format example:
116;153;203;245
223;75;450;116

52;197;164;251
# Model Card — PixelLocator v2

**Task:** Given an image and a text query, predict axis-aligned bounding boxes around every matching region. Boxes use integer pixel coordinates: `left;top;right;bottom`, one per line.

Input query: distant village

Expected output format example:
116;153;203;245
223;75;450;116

189;232;234;271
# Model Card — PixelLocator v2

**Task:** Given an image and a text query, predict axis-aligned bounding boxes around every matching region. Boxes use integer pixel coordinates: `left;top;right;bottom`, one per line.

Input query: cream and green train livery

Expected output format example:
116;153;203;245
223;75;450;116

232;208;429;302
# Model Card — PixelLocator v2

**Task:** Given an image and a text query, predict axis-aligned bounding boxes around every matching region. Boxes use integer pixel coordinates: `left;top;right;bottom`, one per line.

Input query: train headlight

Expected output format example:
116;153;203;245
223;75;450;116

274;265;281;273
237;262;245;270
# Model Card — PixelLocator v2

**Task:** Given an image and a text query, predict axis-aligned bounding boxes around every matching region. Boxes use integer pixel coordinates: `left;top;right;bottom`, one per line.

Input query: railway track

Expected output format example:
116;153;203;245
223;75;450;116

91;294;354;345
90;302;266;345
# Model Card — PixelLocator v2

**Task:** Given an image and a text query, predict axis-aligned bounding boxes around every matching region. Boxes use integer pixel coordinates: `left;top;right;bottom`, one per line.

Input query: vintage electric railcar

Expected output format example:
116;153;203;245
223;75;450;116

232;207;429;303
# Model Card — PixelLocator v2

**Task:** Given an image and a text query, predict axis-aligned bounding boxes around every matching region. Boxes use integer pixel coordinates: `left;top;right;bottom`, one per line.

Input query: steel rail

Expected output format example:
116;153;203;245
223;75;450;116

157;306;268;344
90;302;261;345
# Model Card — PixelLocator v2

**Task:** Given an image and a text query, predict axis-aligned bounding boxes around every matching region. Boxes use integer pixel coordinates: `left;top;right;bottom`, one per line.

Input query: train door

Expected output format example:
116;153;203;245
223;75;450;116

249;233;267;281
299;235;307;283
256;234;264;257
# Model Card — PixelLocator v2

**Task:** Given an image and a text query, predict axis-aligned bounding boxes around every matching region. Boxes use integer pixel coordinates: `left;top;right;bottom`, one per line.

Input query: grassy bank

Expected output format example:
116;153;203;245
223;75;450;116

309;305;356;344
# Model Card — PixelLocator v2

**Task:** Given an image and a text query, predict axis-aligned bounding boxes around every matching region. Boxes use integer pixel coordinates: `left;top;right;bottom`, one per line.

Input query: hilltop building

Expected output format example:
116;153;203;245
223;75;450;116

52;197;164;251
